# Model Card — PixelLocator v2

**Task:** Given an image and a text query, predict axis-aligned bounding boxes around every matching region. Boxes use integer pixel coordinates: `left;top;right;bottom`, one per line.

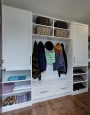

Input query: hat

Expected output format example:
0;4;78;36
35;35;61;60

45;41;54;51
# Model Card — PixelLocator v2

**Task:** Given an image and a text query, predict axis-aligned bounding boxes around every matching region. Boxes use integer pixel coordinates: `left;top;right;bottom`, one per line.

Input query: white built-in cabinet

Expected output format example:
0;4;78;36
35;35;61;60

2;5;32;113
72;22;88;95
73;22;88;67
2;5;88;113
2;5;32;71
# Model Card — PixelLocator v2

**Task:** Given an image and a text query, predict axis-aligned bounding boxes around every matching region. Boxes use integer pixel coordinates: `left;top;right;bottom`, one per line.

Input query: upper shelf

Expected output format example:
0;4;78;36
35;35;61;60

32;34;71;41
32;13;71;40
33;23;53;29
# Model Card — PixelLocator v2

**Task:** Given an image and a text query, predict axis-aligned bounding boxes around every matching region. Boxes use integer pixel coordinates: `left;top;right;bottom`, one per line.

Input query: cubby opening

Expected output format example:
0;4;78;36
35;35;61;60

33;14;53;27
2;70;31;83
32;38;72;87
2;91;31;107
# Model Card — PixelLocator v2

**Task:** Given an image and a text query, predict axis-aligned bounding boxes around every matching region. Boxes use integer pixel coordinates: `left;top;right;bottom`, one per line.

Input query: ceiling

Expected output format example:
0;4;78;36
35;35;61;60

2;0;90;25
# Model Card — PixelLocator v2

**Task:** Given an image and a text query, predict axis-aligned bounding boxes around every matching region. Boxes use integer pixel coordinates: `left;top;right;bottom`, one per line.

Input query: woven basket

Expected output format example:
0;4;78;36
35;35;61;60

35;26;51;36
36;17;50;26
54;29;68;38
54;21;67;29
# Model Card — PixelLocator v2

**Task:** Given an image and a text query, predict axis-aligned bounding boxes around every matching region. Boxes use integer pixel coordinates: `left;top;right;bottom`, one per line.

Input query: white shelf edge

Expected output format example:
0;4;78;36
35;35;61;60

2;101;32;113
73;65;88;67
54;27;70;31
5;68;31;71
73;73;88;75
2;79;31;84
2;89;31;96
32;79;72;87
33;23;53;28
73;80;87;84
32;34;71;40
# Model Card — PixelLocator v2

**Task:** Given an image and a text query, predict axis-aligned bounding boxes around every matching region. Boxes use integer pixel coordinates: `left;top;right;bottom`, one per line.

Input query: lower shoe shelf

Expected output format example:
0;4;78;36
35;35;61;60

2;101;32;113
72;88;88;95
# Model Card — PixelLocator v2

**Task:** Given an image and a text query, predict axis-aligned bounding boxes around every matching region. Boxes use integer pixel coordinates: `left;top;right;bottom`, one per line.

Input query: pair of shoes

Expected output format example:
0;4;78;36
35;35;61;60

73;69;85;74
3;96;15;106
73;75;84;82
73;83;85;91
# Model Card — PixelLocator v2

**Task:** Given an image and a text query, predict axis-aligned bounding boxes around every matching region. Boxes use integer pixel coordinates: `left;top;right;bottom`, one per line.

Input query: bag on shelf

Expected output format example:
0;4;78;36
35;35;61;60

54;21;68;29
35;25;51;36
36;16;50;26
54;29;68;38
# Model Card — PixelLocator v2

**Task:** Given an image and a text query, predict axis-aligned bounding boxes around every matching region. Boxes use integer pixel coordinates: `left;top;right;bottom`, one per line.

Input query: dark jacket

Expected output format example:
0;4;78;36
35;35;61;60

53;43;66;77
61;43;67;74
53;52;66;73
32;41;41;80
38;41;46;72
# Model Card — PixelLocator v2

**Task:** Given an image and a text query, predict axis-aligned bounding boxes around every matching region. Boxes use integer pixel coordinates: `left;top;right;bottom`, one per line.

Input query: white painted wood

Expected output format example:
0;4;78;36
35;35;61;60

32;78;72;87
54;27;70;31
73;73;88;75
2;6;32;113
73;80;87;84
2;70;31;83
2;101;32;113
2;5;32;71
55;82;71;95
2;76;31;83
73;22;88;66
2;89;31;96
33;23;53;28
32;85;54;100
32;34;71;40
33;92;71;104
72;88;88;95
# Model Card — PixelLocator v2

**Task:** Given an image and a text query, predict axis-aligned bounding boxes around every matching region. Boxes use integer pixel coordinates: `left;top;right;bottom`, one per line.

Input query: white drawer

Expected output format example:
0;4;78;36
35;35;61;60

55;82;71;95
32;85;54;100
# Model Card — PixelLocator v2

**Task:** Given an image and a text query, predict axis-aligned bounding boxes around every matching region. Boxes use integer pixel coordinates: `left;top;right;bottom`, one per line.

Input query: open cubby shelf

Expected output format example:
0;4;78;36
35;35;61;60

32;14;71;40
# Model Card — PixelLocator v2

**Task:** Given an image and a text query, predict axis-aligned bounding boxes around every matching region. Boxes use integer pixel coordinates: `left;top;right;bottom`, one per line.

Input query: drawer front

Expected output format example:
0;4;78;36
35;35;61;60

55;83;71;95
32;85;54;100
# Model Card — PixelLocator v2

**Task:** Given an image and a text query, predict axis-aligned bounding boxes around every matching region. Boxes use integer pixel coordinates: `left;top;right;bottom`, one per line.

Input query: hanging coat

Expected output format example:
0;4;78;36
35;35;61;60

53;52;66;73
38;41;46;72
61;43;67;74
32;41;41;80
53;43;66;77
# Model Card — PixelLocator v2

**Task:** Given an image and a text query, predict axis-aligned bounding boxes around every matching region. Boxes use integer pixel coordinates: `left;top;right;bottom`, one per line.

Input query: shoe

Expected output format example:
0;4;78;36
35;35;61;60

73;69;85;74
9;97;14;105
73;83;86;91
3;99;8;106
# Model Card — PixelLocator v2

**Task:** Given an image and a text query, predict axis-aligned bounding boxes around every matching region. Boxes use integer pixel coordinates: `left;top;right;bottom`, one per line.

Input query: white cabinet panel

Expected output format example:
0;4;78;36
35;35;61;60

2;5;32;70
55;83;71;95
32;85;54;100
73;22;88;66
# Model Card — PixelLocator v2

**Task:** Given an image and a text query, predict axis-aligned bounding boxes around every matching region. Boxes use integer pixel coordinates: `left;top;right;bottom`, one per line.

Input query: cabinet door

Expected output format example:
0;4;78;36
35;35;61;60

2;5;32;71
73;22;88;67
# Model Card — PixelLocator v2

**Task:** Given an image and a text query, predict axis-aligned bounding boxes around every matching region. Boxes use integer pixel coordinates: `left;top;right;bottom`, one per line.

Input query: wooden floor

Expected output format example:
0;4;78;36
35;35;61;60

3;88;90;115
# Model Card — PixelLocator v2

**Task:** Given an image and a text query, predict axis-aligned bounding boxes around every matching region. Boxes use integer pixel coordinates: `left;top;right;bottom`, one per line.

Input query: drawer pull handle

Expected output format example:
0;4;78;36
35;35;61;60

40;91;48;93
61;87;67;89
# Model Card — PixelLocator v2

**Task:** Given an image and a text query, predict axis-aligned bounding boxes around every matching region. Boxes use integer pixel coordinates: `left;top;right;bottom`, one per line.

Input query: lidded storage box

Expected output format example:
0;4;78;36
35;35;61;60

54;29;68;38
54;21;67;29
35;26;51;36
36;16;50;26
